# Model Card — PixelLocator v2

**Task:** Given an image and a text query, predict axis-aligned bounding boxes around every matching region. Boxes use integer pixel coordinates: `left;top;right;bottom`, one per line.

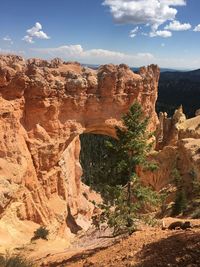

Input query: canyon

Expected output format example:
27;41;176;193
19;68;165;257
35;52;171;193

0;55;200;257
0;55;159;249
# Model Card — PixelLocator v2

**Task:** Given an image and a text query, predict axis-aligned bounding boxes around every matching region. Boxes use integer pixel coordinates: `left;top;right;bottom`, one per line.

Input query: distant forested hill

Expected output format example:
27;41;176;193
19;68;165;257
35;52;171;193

157;69;200;118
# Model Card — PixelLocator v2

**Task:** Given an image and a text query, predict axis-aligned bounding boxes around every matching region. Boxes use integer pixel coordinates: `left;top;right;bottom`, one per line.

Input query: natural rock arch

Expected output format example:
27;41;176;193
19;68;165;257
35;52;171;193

0;55;159;240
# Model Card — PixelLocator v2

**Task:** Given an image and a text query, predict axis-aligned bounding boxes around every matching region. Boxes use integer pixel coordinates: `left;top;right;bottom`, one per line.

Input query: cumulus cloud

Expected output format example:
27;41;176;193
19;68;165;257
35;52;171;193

150;30;172;38
102;0;192;38
193;24;200;32
32;44;154;66
103;0;186;31
23;22;50;43
165;20;191;31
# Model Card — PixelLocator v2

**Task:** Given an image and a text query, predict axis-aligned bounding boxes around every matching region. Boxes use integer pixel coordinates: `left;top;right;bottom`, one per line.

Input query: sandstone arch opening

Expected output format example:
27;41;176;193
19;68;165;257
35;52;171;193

59;132;115;234
80;133;114;192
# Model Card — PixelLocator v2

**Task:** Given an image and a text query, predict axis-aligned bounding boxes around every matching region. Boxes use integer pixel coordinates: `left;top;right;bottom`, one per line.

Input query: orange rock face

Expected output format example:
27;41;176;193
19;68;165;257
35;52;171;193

0;55;159;239
140;106;200;193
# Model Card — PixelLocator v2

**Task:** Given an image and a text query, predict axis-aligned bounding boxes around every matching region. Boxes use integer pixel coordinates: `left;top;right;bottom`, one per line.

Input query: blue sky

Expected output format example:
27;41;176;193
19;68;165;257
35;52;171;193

1;0;200;69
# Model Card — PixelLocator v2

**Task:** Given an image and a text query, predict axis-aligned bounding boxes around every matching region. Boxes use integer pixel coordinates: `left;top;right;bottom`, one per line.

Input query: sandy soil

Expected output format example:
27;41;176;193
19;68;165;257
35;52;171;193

27;217;200;267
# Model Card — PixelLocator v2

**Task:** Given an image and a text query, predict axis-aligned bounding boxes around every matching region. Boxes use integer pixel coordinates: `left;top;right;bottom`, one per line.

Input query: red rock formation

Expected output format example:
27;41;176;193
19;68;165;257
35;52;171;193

140;107;200;192
0;55;159;241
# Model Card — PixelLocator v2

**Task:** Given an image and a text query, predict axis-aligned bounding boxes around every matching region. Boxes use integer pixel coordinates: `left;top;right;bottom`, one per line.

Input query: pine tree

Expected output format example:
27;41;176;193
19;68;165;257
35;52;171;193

171;167;187;216
172;189;187;216
94;102;159;235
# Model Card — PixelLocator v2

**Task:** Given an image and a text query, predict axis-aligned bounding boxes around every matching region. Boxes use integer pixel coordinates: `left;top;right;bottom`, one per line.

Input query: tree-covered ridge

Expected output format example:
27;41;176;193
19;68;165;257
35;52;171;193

157;69;200;117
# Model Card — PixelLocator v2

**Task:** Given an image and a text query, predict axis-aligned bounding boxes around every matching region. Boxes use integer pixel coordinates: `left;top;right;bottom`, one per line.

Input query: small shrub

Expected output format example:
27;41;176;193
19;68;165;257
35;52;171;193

191;208;200;219
31;226;49;241
142;215;158;227
0;253;35;267
172;189;187;216
144;162;159;172
171;168;182;187
159;191;169;215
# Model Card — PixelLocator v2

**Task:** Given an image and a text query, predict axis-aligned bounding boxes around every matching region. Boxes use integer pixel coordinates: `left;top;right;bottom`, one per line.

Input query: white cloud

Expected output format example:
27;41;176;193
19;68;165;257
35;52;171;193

3;36;12;41
129;26;139;38
161;0;187;5
137;52;154;58
27;22;42;35
37;44;84;56
27;22;49;39
31;44;154;66
193;24;200;32
20;43;200;69
103;0;186;32
150;30;172;38
3;36;13;44
129;33;136;38
23;22;50;43
0;48;25;55
22;35;34;44
165;20;191;31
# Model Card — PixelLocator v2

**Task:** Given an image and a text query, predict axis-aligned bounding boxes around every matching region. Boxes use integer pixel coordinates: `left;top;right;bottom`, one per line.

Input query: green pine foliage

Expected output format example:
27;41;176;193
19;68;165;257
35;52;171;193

171;168;182;187
171;167;187;215
172;189;187;216
90;102;159;234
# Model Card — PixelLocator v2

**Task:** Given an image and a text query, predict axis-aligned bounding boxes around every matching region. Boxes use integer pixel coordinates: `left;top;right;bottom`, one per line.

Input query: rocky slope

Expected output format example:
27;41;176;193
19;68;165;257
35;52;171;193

0;55;159;248
28;218;200;267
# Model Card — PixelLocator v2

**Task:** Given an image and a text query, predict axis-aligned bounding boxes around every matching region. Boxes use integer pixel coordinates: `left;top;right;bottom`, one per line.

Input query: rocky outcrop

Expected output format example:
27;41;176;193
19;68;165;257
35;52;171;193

141;107;200;192
156;105;187;149
0;55;159;244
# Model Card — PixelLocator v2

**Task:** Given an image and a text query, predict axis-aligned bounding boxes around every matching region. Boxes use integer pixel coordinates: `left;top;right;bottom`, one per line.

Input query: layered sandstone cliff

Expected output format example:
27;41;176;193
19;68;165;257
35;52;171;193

0;55;159;246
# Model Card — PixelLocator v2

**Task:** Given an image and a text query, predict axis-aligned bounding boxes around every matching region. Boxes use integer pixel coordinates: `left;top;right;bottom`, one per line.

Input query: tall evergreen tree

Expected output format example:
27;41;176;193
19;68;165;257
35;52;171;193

93;102;159;235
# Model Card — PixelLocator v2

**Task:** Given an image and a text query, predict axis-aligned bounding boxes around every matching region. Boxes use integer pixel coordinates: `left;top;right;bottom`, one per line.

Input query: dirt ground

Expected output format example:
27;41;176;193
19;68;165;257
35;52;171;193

34;218;200;267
